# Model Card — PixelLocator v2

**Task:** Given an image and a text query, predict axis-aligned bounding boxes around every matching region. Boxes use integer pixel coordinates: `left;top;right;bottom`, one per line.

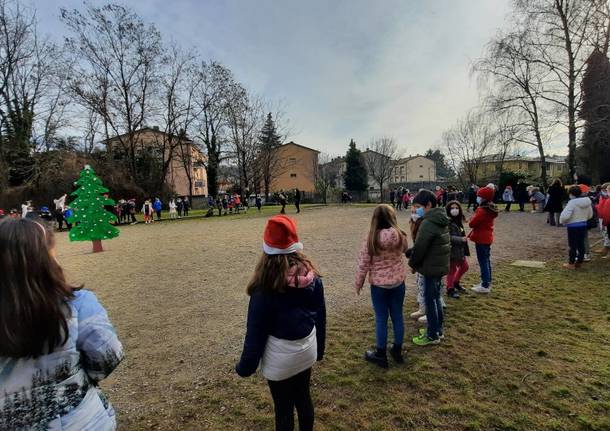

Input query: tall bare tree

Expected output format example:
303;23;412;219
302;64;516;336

363;137;398;202
443;109;496;186
474;28;554;186
514;0;607;178
315;153;338;204
61;3;162;182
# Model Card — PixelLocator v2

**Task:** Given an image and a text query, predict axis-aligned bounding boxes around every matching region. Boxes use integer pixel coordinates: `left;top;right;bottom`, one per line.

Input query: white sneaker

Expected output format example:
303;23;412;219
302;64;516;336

583;254;592;262
418;315;427;324
410;309;425;319
471;285;491;294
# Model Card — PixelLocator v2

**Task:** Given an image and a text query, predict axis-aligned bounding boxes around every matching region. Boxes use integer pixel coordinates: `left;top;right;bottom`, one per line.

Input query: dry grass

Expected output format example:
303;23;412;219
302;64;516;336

53;205;610;430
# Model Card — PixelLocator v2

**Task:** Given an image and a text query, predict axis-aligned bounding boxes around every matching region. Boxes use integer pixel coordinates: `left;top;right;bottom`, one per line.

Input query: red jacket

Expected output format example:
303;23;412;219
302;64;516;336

597;195;610;225
468;205;498;245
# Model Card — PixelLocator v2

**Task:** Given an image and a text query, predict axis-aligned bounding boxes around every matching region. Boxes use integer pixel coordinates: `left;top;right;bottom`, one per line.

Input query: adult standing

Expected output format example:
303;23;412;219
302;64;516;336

278;192;287;214
390;189;396;208
545;178;565;226
21;200;32;218
466;185;477;211
176;197;183;218
294;188;301;214
515;180;528;212
182;197;190;217
53;194;67;231
502;186;514;212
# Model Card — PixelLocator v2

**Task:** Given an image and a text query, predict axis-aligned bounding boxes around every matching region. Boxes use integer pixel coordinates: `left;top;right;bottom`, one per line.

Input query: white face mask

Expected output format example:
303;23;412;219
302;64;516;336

410;213;421;222
450;208;460;217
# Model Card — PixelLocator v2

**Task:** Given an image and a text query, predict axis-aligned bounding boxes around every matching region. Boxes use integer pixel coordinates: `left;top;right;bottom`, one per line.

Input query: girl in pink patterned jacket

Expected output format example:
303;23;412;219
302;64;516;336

355;204;409;368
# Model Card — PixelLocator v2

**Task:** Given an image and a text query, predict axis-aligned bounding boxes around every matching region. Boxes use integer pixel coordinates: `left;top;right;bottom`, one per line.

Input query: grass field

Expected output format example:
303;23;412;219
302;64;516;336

54;205;610;430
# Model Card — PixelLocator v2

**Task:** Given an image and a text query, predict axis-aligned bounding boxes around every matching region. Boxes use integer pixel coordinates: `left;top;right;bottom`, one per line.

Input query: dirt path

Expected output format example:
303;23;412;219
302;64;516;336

54;205;576;429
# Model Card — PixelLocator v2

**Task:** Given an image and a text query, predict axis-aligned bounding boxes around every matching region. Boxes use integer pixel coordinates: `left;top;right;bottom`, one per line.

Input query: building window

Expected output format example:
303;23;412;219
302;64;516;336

289;157;297;165
419;165;423;168
400;166;404;174
419;175;423;178
400;176;405;182
290;173;297;178
195;181;205;188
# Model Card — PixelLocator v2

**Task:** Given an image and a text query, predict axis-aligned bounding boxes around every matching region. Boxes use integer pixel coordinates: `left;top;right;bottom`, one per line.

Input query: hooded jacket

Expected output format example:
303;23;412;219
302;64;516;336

355;228;408;290
559;196;593;227
235;272;326;378
408;207;450;277
597;194;610;225
468;203;499;245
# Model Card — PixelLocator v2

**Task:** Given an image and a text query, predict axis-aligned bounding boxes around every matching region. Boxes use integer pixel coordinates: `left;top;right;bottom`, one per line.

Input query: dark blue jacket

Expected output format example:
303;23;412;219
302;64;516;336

235;278;326;377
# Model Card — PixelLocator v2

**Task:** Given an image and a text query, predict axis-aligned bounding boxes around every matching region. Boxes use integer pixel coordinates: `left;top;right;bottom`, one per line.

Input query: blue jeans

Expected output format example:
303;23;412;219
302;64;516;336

423;276;443;340
475;244;492;288
370;283;405;349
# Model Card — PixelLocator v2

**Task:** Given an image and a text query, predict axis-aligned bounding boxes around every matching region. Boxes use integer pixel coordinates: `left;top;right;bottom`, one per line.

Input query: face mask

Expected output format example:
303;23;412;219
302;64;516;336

602;191;609;198
410;213;420;222
450;208;460;217
476;196;483;204
415;207;425;218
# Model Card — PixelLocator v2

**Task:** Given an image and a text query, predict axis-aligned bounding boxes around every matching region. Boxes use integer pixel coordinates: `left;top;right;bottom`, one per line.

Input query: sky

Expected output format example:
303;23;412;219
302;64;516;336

34;0;517;158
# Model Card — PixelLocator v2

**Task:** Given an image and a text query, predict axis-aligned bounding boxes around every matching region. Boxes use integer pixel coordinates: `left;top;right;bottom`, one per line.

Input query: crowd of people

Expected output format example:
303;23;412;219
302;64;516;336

1;178;609;430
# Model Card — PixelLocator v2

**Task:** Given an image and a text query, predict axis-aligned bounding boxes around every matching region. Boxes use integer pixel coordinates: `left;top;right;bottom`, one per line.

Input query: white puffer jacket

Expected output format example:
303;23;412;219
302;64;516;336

559;197;593;226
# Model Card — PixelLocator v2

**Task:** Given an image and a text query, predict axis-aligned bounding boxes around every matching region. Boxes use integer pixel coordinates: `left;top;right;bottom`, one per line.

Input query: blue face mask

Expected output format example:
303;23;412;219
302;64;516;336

476;196;483;204
415;206;425;218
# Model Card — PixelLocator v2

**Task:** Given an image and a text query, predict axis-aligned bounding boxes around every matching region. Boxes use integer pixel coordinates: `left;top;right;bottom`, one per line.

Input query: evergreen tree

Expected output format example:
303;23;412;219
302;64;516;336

343;139;368;191
68;165;119;253
258;113;283;197
578;49;610;184
424;149;455;179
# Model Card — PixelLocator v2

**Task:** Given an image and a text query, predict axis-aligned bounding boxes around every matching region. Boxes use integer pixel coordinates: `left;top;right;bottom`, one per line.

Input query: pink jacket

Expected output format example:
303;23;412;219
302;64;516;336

355;228;407;290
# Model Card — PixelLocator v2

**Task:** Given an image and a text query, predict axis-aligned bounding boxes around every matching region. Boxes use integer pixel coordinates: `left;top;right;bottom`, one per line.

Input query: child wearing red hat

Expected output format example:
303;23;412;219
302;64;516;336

236;215;326;431
469;186;498;293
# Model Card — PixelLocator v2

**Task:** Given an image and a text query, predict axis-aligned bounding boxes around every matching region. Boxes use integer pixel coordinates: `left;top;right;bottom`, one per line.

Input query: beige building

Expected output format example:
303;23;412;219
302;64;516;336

475;154;567;182
391;155;436;184
271;142;320;192
105;127;208;197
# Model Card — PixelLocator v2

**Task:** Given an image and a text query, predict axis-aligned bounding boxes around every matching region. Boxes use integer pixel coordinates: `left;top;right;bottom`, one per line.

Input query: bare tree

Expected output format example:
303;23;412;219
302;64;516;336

514;0;607;177
193;61;236;198
315;153;338;204
61;4;162;181
0;0;63;186
363;137;398;202
225;85;263;193
474;28;554;186
443;109;496;186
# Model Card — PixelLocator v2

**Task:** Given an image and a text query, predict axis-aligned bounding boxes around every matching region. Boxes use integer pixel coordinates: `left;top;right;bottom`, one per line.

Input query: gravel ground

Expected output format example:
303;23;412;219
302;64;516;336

54;205;580;429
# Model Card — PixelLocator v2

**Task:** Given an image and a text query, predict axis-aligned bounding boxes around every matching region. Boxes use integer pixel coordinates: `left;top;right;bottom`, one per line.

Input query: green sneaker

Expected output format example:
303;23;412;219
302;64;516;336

419;328;445;339
412;334;441;346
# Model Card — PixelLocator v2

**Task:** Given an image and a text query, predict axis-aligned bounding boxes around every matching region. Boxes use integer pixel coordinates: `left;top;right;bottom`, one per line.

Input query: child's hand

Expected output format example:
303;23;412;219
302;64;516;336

355;285;362;295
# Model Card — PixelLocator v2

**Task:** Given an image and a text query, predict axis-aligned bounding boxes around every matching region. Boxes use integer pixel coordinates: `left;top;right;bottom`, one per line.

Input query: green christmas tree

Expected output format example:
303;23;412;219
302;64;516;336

68;165;119;252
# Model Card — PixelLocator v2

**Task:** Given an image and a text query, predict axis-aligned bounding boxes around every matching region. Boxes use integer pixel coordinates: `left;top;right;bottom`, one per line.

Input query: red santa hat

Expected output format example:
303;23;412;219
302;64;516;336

263;215;303;255
477;186;495;202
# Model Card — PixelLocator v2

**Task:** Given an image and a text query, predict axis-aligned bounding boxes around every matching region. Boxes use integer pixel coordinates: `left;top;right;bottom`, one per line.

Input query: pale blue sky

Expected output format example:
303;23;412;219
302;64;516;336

35;0;513;157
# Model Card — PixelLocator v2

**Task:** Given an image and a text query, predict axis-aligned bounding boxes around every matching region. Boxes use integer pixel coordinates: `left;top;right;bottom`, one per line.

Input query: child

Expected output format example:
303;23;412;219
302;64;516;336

142;200;154;224
595;183;610;257
355;204;409;367
446;201;469;299
408;205;427;323
529;187;546;213
0;218;123;429
408;190;450;346
256;194;262;212
169;198;177;219
176;197;183;218
469;186;498;293
559;186;593;269
236;215;325;431
182;197;190;217
502;186;514;212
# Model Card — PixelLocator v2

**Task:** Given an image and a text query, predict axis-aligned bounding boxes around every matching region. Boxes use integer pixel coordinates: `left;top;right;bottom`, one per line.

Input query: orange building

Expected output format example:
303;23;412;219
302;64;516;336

271;142;320;192
105;127;208;197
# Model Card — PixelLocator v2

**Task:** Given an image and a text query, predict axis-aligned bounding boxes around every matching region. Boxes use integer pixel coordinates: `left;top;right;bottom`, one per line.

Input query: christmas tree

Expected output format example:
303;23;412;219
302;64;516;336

68;165;119;252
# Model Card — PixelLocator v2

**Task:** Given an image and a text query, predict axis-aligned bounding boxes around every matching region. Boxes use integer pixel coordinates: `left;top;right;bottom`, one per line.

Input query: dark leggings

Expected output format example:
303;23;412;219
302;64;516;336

267;368;314;431
567;226;586;264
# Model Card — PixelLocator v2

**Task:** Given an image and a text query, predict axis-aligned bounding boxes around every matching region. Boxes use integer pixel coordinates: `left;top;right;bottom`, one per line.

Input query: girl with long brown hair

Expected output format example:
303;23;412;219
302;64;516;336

236;215;326;431
0;218;123;430
355;204;409;368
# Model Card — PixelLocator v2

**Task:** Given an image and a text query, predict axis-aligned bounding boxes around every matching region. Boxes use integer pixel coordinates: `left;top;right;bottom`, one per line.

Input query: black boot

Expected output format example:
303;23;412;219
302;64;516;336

389;344;404;364
454;282;466;293
447;288;460;299
365;348;388;368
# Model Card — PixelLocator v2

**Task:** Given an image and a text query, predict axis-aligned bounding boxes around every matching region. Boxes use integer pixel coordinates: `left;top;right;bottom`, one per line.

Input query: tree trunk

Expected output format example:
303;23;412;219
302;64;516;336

207;155;218;197
92;240;103;253
379;180;384;203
